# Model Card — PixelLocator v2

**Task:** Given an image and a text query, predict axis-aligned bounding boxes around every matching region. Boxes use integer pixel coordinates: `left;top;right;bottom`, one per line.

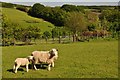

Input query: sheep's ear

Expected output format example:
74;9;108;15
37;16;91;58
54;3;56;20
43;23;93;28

56;49;58;51
49;50;53;54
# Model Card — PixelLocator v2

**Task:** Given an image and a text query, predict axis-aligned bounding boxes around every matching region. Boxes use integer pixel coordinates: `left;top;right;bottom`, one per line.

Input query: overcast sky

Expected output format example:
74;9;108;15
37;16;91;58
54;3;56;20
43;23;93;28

1;0;119;6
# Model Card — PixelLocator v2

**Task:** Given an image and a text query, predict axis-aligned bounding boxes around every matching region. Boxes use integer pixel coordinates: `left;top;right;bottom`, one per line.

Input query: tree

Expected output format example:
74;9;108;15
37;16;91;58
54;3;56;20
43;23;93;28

50;8;67;26
101;17;109;30
32;26;41;42
88;24;96;31
2;2;14;8
61;4;78;12
43;31;51;43
28;4;67;26
51;28;59;42
85;11;101;30
100;9;120;38
65;12;87;42
61;4;85;13
2;14;13;46
28;3;45;17
100;9;119;22
21;26;41;44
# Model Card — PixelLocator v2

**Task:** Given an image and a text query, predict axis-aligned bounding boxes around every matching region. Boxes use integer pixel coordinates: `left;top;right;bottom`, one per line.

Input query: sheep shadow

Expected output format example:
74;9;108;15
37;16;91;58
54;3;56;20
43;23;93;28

7;68;24;73
7;64;49;73
29;64;48;70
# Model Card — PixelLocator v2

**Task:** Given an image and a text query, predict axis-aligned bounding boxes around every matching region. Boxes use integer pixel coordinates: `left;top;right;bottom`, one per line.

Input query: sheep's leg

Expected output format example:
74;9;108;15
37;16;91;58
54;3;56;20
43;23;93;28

51;62;54;67
15;65;20;73
34;64;39;70
26;64;29;72
13;65;16;71
40;64;43;68
48;64;51;71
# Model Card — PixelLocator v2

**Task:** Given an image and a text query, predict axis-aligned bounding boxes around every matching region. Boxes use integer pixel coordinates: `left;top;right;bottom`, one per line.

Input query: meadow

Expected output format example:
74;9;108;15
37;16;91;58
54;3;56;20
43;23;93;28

2;6;119;79
2;40;118;78
2;8;54;32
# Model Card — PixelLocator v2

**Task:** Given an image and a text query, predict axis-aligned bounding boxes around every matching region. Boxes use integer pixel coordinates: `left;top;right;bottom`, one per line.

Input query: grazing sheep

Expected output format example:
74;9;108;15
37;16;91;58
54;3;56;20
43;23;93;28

31;48;58;71
13;56;33;73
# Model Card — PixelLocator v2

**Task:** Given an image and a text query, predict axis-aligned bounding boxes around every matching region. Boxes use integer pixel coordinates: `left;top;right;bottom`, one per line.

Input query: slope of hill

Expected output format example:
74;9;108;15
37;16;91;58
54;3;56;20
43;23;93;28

2;8;55;32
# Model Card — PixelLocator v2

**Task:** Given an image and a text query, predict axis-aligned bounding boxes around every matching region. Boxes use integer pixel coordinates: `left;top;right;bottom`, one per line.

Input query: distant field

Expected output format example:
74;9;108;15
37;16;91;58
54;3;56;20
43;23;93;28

2;8;54;32
2;40;118;78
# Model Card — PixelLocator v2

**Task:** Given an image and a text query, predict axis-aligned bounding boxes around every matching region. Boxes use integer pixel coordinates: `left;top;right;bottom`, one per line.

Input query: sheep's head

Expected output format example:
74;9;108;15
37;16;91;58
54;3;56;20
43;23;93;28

27;56;34;62
49;48;58;60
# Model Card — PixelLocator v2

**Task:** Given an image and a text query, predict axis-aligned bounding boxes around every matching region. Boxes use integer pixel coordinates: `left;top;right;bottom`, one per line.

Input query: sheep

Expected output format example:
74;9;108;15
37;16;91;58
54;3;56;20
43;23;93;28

13;56;33;73
31;48;58;71
46;55;57;71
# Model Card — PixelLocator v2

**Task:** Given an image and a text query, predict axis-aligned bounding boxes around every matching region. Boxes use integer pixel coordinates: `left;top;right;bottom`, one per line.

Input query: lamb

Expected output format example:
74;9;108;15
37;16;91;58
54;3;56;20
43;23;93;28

46;56;57;71
13;56;33;73
31;48;58;71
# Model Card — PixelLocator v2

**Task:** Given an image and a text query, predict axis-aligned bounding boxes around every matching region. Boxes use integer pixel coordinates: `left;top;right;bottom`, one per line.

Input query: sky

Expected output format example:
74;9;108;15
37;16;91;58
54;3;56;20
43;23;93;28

0;0;119;2
0;0;119;6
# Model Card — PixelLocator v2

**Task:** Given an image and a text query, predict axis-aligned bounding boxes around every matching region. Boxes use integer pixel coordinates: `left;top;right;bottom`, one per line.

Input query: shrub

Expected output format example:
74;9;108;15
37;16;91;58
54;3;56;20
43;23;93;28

16;6;28;12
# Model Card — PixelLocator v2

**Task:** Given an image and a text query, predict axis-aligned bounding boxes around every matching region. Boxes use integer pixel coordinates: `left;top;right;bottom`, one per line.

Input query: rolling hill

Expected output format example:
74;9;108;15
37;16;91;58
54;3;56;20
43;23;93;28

2;8;55;32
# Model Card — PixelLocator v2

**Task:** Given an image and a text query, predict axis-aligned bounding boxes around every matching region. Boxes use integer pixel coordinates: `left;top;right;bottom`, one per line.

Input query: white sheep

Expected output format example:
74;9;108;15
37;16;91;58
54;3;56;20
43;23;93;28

31;48;58;71
13;56;33;73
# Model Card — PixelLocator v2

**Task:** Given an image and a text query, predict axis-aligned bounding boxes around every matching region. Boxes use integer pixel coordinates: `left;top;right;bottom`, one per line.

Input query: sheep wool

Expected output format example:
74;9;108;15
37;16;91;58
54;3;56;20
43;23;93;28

31;48;58;71
13;56;33;73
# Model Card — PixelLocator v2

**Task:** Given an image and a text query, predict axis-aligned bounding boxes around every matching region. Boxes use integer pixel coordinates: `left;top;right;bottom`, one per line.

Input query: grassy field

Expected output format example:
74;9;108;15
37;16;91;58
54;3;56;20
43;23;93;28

2;8;54;32
2;40;118;78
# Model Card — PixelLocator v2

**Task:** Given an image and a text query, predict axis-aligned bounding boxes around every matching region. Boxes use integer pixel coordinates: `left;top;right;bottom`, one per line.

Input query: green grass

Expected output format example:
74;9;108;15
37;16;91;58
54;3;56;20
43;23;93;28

2;8;54;32
2;40;118;78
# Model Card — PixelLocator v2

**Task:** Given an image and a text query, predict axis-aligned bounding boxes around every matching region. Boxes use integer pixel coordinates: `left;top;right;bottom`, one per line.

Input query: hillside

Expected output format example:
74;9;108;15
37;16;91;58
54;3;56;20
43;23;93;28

2;8;55;32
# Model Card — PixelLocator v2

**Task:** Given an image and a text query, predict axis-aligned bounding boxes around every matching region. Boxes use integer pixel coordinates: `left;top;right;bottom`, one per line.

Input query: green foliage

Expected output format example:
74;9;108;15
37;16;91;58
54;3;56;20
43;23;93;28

100;9;119;22
85;11;100;30
16;6;29;12
2;8;55;45
1;2;31;9
48;8;66;26
88;6;115;12
88;24;96;31
65;12;87;33
64;12;87;42
99;9;120;37
51;28;59;38
43;31;51;42
2;14;15;46
21;26;41;42
43;31;51;39
101;17;109;30
2;14;42;45
61;4;79;12
2;3;119;44
61;4;85;13
28;3;45;17
28;5;67;26
28;3;119;37
2;2;14;8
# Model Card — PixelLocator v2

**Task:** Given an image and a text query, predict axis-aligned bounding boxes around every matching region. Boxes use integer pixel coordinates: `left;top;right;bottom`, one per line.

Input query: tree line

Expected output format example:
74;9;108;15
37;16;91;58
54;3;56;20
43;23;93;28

2;14;69;45
27;3;119;41
2;2;120;46
2;15;41;46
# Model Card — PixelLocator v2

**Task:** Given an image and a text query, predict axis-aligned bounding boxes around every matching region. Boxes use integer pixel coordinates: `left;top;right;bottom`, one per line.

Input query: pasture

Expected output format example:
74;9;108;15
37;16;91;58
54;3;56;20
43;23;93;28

2;8;54;32
2;40;118;78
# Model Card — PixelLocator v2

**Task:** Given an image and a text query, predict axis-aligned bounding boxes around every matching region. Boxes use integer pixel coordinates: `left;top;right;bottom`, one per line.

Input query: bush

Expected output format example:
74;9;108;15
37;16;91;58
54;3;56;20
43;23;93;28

2;2;14;8
16;6;28;12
